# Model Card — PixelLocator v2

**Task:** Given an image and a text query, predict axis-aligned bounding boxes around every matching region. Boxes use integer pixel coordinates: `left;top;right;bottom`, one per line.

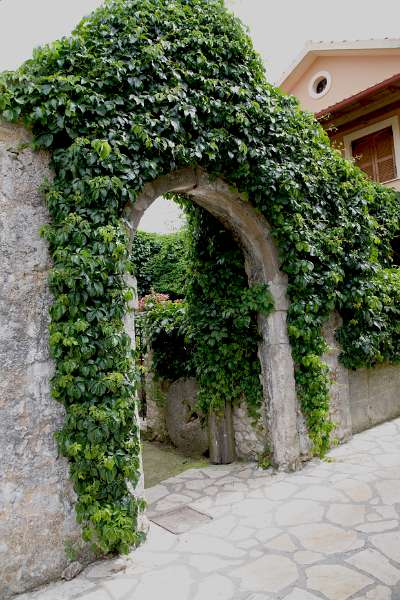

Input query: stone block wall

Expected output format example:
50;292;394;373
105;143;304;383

321;313;400;437
0;122;83;599
232;403;268;461
349;364;400;433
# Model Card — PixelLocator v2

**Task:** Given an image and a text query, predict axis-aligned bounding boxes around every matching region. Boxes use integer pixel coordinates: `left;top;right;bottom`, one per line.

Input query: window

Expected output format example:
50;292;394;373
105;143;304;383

392;235;400;266
315;77;328;95
308;71;331;99
351;126;397;183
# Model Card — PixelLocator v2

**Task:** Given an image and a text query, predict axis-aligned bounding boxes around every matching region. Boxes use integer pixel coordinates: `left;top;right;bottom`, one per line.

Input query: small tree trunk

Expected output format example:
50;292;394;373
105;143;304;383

208;402;236;464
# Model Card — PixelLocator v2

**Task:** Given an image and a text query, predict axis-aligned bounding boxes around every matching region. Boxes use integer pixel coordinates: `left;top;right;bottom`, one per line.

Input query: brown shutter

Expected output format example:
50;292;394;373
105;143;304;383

374;128;396;182
351;126;397;183
352;136;375;180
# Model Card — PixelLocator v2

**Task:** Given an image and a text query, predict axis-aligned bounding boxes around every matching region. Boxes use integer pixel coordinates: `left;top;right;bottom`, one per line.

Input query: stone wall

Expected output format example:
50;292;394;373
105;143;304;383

232;403;268;461
1;119;399;597
141;351;170;443
349;364;400;433
322;313;400;437
0;122;84;598
142;374;268;461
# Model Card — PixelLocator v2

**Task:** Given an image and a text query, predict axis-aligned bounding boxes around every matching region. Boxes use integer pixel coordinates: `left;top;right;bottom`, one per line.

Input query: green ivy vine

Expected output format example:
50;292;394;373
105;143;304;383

131;227;189;297
1;0;399;553
183;203;273;419
139;203;273;421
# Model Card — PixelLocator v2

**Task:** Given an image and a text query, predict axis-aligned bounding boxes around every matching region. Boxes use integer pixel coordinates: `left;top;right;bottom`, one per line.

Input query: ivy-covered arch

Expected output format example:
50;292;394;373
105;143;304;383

1;0;399;562
127;166;300;468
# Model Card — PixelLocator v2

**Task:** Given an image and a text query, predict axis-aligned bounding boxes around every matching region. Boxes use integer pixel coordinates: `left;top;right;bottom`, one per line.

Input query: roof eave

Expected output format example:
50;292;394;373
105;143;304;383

315;72;400;120
278;38;400;91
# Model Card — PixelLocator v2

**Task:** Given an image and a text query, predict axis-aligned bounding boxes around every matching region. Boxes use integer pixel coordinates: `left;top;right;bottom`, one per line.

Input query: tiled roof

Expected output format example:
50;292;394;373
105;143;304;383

315;71;400;119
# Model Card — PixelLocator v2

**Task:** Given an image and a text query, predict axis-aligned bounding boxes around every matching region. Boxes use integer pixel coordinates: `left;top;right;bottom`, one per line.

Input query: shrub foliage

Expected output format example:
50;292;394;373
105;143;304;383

1;0;399;553
140;203;273;421
131;228;188;297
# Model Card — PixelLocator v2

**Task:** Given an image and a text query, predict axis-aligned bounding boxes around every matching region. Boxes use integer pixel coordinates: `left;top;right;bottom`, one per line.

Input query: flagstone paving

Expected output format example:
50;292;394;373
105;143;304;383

17;418;400;600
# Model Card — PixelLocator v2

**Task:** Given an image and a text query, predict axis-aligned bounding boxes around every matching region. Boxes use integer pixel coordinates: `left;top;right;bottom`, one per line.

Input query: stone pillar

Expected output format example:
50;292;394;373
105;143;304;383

257;275;303;470
0;122;83;598
322;312;352;443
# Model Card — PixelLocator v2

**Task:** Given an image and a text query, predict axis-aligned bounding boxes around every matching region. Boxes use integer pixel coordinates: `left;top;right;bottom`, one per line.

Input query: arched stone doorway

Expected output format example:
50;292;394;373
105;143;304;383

0;125;304;597
127;167;303;470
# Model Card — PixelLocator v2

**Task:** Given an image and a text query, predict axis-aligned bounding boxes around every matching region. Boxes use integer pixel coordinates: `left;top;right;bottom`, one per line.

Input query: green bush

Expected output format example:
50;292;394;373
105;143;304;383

139;294;194;381
131;228;188;298
130;231;162;297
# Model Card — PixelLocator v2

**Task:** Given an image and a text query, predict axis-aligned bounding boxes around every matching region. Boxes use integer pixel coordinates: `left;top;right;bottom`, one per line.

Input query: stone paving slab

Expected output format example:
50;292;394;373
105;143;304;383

16;418;400;600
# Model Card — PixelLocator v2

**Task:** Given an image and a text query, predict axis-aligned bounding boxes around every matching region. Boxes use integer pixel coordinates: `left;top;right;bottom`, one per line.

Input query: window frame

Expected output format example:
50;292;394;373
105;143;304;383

308;70;332;99
343;116;400;183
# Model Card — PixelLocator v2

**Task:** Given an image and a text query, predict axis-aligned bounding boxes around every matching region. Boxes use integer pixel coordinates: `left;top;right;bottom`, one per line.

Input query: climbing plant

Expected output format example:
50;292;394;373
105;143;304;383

139;203;273;421
131;228;188;297
1;0;400;553
183;203;273;420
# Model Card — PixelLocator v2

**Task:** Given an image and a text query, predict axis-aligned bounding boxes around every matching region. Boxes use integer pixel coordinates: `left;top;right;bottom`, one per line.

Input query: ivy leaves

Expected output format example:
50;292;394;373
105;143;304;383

91;139;112;160
138;207;274;423
184;204;274;420
2;0;399;552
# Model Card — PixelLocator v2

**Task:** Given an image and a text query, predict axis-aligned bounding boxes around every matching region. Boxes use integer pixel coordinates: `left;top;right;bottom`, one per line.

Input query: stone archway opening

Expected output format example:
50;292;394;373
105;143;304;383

0;125;307;596
125;167;303;472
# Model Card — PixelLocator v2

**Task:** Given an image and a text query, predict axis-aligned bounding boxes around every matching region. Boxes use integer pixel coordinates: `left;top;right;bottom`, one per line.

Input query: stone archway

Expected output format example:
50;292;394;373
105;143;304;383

0;123;306;598
125;167;303;470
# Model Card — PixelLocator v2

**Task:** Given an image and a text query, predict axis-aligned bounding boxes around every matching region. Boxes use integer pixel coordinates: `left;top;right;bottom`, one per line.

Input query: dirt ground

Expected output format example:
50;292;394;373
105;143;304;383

141;440;209;488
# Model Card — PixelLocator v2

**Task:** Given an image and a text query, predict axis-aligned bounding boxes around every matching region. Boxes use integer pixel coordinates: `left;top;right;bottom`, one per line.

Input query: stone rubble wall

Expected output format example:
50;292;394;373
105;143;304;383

142;372;267;461
232;403;267;461
0;122;83;599
141;349;170;442
165;378;209;456
322;312;400;437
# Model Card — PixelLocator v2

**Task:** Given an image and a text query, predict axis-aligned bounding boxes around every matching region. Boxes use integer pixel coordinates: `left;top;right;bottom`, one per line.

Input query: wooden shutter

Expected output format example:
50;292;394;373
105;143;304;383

351;126;397;183
352;135;375;179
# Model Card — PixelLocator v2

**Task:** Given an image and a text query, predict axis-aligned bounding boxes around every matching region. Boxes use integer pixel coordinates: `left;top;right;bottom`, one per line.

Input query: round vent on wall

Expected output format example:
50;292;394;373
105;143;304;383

308;71;331;99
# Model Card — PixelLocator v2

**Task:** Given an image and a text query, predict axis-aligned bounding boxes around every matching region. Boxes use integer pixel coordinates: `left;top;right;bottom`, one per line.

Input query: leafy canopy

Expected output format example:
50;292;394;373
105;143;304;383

131;227;188;298
140;202;273;421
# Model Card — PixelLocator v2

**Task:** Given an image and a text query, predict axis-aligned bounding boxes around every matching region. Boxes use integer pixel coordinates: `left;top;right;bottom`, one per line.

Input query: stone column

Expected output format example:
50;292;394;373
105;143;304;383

322;312;352;443
257;275;303;470
0;122;83;598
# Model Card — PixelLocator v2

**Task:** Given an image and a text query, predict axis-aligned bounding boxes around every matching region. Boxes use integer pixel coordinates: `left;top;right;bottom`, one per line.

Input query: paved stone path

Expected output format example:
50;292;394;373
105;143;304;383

18;419;400;600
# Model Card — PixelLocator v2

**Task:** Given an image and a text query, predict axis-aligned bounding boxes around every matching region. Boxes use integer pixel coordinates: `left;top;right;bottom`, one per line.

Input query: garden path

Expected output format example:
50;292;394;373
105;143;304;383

18;418;400;600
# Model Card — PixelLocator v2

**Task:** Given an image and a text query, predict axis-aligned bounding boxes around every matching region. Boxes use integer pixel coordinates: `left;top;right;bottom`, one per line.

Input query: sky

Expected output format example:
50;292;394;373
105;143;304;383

1;0;399;231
